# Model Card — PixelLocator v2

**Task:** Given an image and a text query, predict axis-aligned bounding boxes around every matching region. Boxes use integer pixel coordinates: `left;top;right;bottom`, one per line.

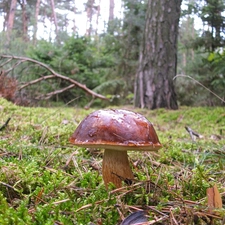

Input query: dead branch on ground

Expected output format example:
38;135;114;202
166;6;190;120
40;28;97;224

37;84;76;100
0;55;109;102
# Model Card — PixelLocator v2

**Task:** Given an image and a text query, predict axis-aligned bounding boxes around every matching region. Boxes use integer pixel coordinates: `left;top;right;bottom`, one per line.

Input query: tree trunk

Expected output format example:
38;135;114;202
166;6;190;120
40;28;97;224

109;0;114;21
50;0;58;38
7;0;17;41
33;0;41;45
21;0;28;41
86;0;95;37
134;0;181;109
2;1;9;31
95;0;101;35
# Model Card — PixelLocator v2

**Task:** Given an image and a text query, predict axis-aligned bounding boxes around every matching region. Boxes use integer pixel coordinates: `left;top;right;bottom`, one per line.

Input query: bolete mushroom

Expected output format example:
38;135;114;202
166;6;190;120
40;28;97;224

69;109;162;188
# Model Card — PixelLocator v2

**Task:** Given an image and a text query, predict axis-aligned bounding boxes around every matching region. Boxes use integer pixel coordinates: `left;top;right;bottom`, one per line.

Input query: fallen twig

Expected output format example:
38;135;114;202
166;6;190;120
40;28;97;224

0;181;20;193
0;117;11;131
75;200;103;212
185;126;203;141
36;84;76;100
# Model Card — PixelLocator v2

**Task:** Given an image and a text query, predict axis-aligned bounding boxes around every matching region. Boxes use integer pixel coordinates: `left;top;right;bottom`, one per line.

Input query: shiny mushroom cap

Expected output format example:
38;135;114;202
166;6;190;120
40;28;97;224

69;109;162;151
70;109;162;188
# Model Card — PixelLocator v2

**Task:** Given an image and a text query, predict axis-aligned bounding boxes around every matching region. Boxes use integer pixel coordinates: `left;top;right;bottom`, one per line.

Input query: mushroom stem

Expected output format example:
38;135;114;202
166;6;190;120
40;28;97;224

102;149;134;188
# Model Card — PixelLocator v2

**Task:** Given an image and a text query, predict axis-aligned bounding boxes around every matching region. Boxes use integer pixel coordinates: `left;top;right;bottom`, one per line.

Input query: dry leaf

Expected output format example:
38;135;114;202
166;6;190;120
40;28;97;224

207;184;223;214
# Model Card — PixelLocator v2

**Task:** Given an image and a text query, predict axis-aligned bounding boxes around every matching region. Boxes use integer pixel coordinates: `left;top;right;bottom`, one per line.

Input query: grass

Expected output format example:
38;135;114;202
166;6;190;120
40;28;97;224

0;97;224;224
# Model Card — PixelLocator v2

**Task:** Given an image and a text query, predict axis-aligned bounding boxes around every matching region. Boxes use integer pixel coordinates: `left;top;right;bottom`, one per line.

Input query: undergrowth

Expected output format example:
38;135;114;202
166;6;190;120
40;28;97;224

0;98;224;224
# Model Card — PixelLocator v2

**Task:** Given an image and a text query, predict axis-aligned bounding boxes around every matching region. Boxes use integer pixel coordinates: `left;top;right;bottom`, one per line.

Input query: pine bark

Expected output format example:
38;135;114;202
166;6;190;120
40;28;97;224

109;0;114;21
7;0;17;41
86;0;95;36
50;0;58;38
33;0;41;45
21;0;28;41
134;0;181;109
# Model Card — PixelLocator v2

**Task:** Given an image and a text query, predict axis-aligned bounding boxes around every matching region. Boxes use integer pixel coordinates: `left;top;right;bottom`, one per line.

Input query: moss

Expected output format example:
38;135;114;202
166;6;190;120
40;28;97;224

0;98;224;224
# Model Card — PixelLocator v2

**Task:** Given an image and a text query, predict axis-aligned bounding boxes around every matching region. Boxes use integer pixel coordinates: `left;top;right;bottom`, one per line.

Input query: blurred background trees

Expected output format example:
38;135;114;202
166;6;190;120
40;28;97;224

0;0;224;107
177;0;225;106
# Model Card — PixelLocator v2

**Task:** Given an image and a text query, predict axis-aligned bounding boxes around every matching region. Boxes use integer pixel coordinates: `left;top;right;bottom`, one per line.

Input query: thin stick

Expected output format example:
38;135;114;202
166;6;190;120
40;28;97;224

169;208;179;225
36;84;76;100
75;200;103;212
52;198;70;205
0;118;11;131
19;75;55;89
173;74;225;103
0;181;20;193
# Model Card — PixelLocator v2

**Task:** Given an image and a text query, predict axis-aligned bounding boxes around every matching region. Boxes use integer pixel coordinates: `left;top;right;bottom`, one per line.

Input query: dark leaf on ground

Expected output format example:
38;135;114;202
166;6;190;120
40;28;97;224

120;211;148;225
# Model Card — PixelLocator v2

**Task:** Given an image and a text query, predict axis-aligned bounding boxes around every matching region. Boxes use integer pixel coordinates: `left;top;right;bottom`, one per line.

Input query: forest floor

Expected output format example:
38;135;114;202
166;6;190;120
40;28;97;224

0;97;225;225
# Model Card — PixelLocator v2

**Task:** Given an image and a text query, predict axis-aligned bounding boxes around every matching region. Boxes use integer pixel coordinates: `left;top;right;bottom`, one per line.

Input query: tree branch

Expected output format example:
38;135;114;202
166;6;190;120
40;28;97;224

19;75;55;89
1;55;109;101
36;84;76;100
0;56;13;67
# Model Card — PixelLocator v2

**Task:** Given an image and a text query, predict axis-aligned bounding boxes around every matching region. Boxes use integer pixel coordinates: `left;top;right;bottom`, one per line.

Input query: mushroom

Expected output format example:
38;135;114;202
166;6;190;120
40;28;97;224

69;109;162;188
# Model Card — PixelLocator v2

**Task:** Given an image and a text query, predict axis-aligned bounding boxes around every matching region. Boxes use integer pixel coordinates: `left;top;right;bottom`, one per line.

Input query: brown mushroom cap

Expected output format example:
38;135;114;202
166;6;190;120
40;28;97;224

69;109;162;188
69;109;162;151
